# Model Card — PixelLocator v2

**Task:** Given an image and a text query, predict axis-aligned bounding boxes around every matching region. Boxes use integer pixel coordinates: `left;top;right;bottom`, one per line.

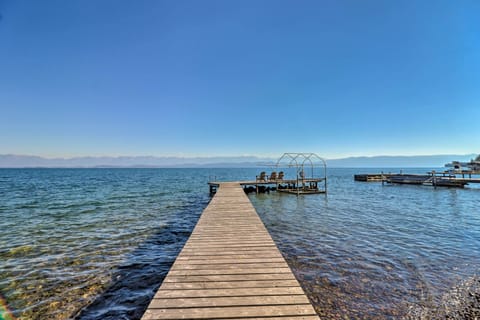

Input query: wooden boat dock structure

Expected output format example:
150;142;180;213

354;171;480;188
355;154;480;188
141;182;319;320
210;153;328;196
208;178;326;195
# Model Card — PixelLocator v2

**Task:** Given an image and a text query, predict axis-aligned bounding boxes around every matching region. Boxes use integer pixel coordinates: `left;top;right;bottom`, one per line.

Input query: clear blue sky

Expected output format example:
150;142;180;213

0;0;479;158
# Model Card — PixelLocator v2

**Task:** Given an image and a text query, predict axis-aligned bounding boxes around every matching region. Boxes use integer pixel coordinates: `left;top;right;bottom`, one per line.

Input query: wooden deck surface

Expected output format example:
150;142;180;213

141;182;319;320
208;179;324;186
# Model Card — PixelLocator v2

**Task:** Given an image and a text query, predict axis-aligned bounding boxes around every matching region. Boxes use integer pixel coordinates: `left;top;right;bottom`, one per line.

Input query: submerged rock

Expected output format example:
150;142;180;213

406;275;480;319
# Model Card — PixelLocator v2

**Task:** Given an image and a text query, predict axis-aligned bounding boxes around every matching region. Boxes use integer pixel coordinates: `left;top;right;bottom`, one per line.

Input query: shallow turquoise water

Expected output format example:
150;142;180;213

0;168;479;319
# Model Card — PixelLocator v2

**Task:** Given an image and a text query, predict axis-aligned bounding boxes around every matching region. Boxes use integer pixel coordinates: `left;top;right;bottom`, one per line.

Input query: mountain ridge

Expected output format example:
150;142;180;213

0;154;476;168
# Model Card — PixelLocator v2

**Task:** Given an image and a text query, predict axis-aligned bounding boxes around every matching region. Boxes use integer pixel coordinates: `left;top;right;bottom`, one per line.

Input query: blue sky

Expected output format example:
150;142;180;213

0;0;479;158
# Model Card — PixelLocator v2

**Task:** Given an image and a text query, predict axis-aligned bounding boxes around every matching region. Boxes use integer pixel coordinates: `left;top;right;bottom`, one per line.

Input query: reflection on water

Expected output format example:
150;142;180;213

1;168;479;319
250;168;480;319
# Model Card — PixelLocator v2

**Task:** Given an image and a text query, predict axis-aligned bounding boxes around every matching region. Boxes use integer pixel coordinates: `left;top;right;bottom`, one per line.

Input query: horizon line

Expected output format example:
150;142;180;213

1;152;477;160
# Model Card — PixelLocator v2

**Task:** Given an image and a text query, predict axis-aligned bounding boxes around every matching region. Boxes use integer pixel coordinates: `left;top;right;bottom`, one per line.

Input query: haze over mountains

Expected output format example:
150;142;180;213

0;154;476;168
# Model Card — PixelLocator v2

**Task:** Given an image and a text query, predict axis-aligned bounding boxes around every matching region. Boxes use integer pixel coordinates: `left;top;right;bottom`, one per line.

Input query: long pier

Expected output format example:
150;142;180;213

141;182;319;320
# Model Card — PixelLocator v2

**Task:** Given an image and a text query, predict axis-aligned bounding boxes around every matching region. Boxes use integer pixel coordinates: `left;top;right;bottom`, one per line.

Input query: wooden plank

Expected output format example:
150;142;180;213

185;240;276;245
159;279;300;290
177;252;283;257
177;252;283;258
148;295;310;308
216;317;320;320
142;305;317;319
170;263;289;270
177;253;283;258
188;234;270;237
187;236;274;240
141;183;318;320
164;273;296;282
174;258;285;264
183;245;277;249
168;267;292;276
155;287;305;298
187;234;271;238
179;248;283;253
190;230;267;233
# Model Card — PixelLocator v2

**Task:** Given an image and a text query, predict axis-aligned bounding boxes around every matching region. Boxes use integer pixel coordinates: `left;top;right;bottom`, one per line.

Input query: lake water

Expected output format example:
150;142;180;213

0;168;479;319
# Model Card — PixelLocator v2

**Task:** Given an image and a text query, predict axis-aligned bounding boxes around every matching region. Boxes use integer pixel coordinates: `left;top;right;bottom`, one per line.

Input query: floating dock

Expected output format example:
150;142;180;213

355;172;480;188
354;173;393;182
208;178;326;195
141;182;319;320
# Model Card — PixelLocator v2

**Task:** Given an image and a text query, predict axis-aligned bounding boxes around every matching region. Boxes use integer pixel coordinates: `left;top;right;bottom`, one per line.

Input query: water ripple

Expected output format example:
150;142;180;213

0;168;209;320
2;168;479;319
251;168;480;318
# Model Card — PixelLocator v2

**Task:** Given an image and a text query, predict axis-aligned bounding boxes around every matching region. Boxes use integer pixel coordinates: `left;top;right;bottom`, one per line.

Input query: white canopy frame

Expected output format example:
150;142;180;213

275;152;327;194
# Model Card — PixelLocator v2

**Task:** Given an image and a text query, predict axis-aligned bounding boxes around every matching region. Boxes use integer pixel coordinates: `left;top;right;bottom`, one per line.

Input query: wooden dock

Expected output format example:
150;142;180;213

208;179;326;195
141;182;319;320
355;172;480;188
354;173;393;182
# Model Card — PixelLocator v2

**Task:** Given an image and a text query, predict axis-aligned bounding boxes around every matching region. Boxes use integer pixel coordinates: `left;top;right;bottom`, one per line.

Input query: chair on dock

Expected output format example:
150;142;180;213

299;170;305;181
269;172;277;181
278;171;284;180
256;171;266;181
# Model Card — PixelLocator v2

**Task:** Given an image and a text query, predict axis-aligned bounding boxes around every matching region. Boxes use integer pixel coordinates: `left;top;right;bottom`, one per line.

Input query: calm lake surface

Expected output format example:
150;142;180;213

0;168;479;319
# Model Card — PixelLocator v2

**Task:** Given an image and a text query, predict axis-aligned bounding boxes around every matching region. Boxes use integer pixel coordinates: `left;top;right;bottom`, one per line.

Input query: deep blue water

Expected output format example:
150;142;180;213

0;168;479;319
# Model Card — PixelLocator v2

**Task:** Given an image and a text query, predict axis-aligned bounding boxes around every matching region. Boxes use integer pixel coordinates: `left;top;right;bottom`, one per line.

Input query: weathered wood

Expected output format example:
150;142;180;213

142;305;317;319
148;295;310;308
160;279;300;289
141;183;319;320
174;258;285;264
168;267;293;276
154;287;306;298
170;263;289;270
177;252;283;258
164;273;296;282
214;317;320;320
178;250;283;257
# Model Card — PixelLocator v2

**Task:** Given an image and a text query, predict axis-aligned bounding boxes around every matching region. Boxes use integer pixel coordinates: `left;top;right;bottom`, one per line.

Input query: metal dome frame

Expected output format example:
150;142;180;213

275;152;327;195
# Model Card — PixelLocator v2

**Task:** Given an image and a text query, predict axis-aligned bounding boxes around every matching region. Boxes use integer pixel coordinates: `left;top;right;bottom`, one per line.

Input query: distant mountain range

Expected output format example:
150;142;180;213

0;154;477;168
0;155;275;168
